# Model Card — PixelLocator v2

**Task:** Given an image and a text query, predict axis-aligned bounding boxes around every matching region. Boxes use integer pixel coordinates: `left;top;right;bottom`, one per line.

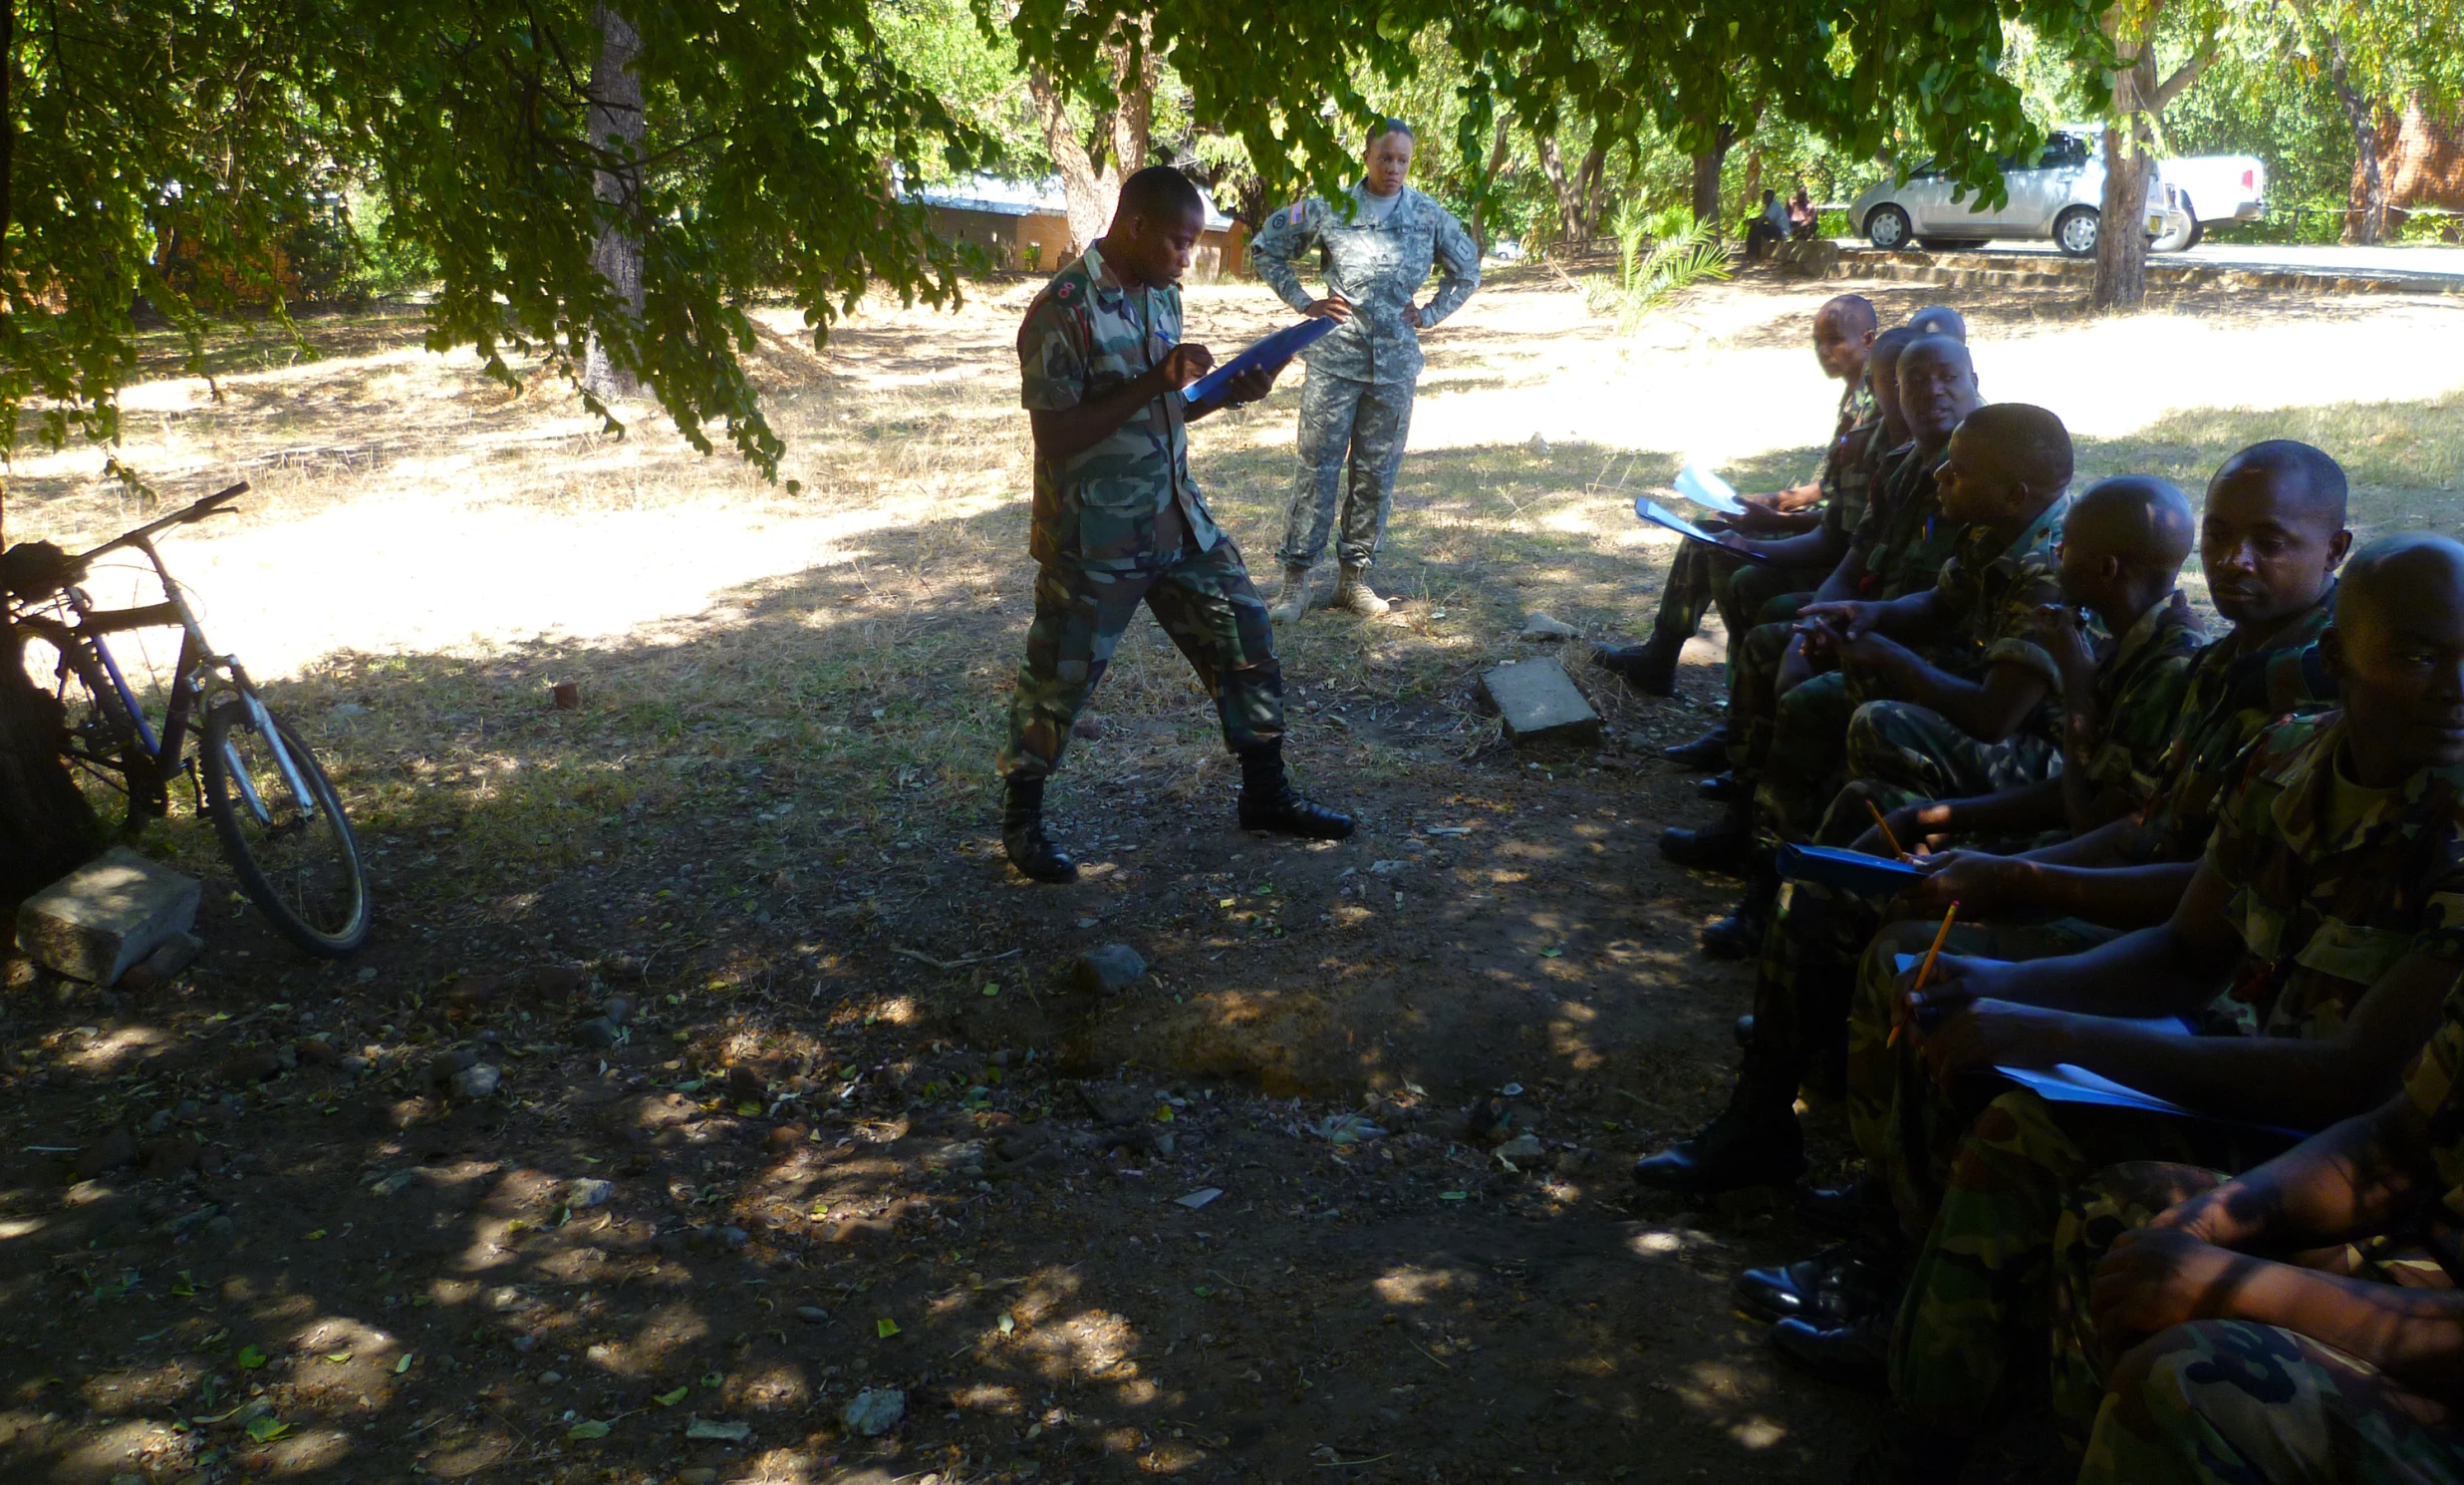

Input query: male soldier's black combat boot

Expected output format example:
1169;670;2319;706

1235;742;1356;840
1001;777;1078;883
1632;1043;1805;1194
1592;631;1681;696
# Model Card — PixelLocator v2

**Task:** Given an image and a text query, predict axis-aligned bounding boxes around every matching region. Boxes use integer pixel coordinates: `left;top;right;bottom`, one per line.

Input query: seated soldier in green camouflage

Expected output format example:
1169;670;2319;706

1812;534;2463;1483
1715;477;2204;1352
1833;443;2351;1258
997;166;1354;883
1661;332;1977;961
1596;294;1878;697
1636;403;2075;1195
2063;835;2464;1483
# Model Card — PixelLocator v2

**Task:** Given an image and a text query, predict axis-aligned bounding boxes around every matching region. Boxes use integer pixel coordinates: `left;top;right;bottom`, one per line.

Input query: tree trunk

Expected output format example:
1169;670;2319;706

580;5;646;401
1575;143;1606;243
1026;66;1117;257
1467;118;1511;255
2093;123;2152;309
1537;136;1583;250
2324;35;2385;244
1689;121;1737;233
0;0;104;898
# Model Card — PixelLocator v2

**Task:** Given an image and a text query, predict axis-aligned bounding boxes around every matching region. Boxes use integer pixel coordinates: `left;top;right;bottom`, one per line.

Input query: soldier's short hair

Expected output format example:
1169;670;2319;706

1118;164;1205;225
1867;326;1916;366
2071;475;2195;577
1961;403;2072;492
2340;533;2464;635
1822;293;1878;335
1371;118;1415;142
2215;440;2348;526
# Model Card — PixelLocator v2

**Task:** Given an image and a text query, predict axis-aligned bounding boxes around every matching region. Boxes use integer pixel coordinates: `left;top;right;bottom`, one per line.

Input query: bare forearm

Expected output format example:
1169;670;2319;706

2001;924;2220;1017
1750;526;1848;567
2014;859;2198;929
2218;1262;2464;1397
2046;1018;2395;1128
1873;657;2034;742
2205;1114;2413;1251
1919;779;2066;838
2023;815;2135;867
1812;547;1869;605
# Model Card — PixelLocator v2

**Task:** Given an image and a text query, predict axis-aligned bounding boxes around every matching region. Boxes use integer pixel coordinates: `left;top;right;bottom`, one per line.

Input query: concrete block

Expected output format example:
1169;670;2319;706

1477;658;1602;745
16;847;201;985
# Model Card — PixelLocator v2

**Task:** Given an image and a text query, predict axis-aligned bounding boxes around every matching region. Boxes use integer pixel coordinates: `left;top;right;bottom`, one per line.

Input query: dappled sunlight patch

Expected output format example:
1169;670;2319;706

1730;1416;1790;1450
55;1025;172;1075
1370;1266;1481;1309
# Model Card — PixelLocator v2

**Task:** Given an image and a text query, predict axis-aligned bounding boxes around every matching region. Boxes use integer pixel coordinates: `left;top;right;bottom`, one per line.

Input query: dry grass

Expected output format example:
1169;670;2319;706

10;270;2464;915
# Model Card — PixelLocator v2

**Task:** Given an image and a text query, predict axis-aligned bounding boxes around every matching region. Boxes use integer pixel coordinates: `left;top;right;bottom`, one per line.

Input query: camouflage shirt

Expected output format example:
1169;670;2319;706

2201;712;2464;1040
1929;495;2071;696
1017;243;1222;574
1820;417;1889;547
1851;443;1963;601
2078;590;2208;807
1249;184;1481;386
2143;589;2340;861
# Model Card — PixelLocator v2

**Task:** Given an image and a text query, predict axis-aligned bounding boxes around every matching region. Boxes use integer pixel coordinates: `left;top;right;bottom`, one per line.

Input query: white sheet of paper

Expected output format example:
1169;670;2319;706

1672;462;1747;515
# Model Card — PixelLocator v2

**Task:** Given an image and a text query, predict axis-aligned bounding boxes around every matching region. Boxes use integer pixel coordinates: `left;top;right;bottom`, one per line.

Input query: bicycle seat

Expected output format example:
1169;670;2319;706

1;540;75;602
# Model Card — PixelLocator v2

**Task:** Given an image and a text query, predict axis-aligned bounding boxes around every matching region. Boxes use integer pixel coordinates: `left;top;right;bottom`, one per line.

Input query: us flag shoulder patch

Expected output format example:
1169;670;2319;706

1287;201;1306;226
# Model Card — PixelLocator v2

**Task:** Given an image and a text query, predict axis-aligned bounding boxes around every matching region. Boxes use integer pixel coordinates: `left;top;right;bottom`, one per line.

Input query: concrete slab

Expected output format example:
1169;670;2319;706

16;846;202;985
1477;658;1602;745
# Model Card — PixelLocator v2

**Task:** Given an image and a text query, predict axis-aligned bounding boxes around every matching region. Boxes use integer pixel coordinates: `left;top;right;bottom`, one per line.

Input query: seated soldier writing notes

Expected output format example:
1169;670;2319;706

1634;403;2074;1194
1801;534;2462;1485
1820;443;2352;1278
1714;475;2204;1368
1596;294;1878;698
1661;331;1979;957
996;166;1353;883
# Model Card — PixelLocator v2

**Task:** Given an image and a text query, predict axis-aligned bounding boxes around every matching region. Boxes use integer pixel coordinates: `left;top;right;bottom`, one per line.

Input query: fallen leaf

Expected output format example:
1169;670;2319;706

323;1350;352;1363
685;1417;751;1443
246;1416;291;1442
567;1419;611;1440
235;1345;268;1370
395;1353;414;1374
876;1319;901;1338
1440;1191;1469;1201
655;1386;688;1407
996;1314;1015;1336
303;1229;328;1240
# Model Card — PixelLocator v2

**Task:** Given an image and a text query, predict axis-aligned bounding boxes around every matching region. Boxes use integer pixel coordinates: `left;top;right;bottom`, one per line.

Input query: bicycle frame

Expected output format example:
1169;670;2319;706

39;524;311;824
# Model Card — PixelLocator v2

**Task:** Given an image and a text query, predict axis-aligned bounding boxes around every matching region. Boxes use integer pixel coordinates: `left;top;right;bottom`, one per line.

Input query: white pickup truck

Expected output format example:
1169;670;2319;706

1846;126;2266;257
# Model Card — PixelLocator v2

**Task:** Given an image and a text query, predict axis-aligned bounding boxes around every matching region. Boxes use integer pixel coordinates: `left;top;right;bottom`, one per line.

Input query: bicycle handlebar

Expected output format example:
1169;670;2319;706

74;481;249;567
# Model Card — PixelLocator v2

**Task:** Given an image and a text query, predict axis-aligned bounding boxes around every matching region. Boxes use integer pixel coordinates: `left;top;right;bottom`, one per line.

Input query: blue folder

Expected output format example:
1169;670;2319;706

1634;498;1775;564
1777;842;1924;895
1183;317;1339;414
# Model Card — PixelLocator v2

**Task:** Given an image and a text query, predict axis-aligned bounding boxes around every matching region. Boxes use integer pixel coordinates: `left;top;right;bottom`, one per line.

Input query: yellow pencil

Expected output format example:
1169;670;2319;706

1866;799;1911;862
1889;901;1961;1047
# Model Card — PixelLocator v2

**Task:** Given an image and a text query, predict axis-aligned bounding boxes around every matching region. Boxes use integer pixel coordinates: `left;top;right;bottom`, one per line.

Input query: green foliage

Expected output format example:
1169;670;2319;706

1585;201;1729;329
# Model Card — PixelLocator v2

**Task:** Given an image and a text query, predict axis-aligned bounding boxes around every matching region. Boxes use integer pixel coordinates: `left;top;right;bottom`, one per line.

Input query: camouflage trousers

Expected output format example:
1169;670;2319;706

998;542;1284;780
2078;1320;2464;1485
1887;1092;2288;1433
1843;916;2118;1242
1278;373;1411;570
1646;543;1822;669
1749;668;1856;843
2050;1162;2456;1456
1815;700;2061;844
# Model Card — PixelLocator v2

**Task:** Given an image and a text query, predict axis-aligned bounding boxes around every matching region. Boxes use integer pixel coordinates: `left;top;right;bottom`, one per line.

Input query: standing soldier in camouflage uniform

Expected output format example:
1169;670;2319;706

1804;533;2461;1485
1249;121;1481;622
1595;294;1879;697
997;166;1355;883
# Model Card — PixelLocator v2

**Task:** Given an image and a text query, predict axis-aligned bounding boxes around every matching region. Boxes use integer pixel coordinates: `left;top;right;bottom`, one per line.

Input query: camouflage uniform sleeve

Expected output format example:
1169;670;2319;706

2084;645;2199;795
2201;717;2326;881
1980;562;2066;689
1247;200;1323;316
1017;290;1087;412
1417;203;1483;329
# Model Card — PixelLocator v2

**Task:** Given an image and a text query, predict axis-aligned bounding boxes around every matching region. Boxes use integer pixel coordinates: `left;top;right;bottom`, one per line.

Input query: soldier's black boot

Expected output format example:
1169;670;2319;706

1660;798;1756;875
1701;854;1780;959
1236;742;1355;840
1662;724;1732;768
1001;777;1078;883
1631;1066;1805;1194
1593;631;1682;696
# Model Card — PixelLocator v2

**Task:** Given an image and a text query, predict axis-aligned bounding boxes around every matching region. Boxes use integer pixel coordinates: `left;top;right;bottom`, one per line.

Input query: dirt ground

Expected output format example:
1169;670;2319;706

3;262;2462;1485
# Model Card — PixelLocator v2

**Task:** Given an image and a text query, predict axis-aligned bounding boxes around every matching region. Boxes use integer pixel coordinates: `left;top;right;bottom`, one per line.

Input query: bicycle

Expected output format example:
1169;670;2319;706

4;481;372;957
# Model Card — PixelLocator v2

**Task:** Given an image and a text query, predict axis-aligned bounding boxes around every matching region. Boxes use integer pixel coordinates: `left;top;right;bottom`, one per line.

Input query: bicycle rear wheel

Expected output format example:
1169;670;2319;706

200;697;371;956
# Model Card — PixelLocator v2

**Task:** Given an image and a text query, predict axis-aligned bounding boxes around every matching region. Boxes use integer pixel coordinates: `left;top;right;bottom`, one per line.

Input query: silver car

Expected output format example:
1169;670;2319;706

1847;129;2262;258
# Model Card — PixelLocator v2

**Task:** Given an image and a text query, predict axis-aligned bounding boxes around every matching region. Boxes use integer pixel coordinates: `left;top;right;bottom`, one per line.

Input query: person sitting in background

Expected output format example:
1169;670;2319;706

1748;188;1788;259
1788;188;1818;239
1595;294;1877;697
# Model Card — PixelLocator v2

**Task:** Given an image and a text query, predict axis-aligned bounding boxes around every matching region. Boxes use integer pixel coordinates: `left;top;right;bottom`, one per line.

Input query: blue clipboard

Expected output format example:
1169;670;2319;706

1777;842;1924;895
1183;317;1338;414
1634;498;1774;565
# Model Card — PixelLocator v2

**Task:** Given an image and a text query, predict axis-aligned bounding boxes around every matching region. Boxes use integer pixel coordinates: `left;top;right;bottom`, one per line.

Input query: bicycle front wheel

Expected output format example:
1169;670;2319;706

200;698;371;956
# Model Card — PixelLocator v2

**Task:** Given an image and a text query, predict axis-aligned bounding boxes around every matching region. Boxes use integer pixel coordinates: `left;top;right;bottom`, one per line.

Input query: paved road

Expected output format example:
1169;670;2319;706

1867;238;2464;283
